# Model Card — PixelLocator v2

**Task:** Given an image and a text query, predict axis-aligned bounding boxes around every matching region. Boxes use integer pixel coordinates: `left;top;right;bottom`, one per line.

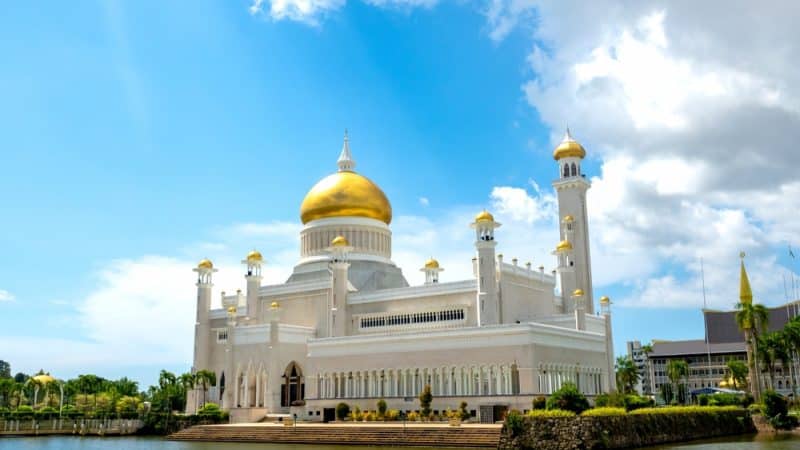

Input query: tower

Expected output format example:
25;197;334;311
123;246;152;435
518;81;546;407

242;250;264;321
471;211;501;326
329;235;352;337
192;259;217;374
600;295;616;391
552;129;594;314
421;258;444;284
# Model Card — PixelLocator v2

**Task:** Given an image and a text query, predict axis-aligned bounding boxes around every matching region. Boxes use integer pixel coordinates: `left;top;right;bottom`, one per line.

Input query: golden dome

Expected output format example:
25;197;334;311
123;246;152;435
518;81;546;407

227;306;237;314
300;171;392;224
270;301;280;309
599;295;610;304
331;235;350;247
198;258;213;269
475;210;495;223
246;250;263;262
33;374;55;385
572;289;585;297
424;258;440;269
563;215;575;222
553;130;586;160
555;239;573;252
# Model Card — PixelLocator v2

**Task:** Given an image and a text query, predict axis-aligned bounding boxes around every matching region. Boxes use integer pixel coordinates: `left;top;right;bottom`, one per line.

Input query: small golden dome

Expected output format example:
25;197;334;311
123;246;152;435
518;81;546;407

246;250;263;262
599;295;610;304
563;215;575;222
33;374;56;384
553;130;586;160
227;306;237;314
556;239;573;252
572;289;585;297
424;258;440;269
198;258;213;269
475;210;495;223
300;171;392;224
270;301;280;309
331;235;349;247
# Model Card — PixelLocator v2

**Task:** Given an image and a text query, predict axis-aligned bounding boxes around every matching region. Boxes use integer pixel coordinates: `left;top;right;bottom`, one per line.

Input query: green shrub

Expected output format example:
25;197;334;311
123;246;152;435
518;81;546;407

335;402;350;421
527;409;576;418
532;396;547;410
581;407;627;416
385;409;400;421
197;402;222;419
624;394;654;411
594;391;624;407
763;390;798;430
705;393;742;407
545;383;589;414
407;411;419;421
748;403;764;415
505;409;525;437
630;405;740;415
418;385;433;418
377;399;387;418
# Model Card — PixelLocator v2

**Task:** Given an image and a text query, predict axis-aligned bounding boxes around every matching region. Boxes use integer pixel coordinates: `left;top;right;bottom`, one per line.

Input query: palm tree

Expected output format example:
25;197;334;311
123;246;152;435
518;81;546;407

194;370;217;409
159;370;178;412
25;377;44;409
615;356;640;394
179;373;196;412
735;301;769;399
666;359;689;404
725;358;748;390
640;343;653;394
783;317;800;398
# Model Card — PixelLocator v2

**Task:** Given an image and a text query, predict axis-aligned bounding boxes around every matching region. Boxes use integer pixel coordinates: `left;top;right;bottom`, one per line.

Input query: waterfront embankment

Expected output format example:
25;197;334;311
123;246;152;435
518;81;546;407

1;418;143;437
498;408;755;450
169;422;502;447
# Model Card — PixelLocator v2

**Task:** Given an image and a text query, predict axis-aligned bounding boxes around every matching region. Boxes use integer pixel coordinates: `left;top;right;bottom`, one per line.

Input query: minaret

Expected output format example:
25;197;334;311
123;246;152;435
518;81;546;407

421;258;444;284
471;211;501;326
552;129;594;314
572;288;586;331
338;130;355;172
599;295;616;392
329;236;352;337
192;259;217;374
242;250;264;321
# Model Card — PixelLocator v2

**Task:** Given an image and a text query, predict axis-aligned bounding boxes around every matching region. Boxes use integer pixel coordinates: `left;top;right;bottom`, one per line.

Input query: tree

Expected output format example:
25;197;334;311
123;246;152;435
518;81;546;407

735;301;769;400
545;382;589;414
336;402;350;421
25;376;44;409
418;384;433;419
377;398;387;418
615;356;640;394
0;360;10;379
666;359;688;404
726;358;748;390
758;331;789;390
194;370;216;409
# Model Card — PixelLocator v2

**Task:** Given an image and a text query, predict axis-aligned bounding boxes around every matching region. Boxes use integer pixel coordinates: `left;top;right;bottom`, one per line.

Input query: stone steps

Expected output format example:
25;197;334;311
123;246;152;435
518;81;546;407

169;424;501;447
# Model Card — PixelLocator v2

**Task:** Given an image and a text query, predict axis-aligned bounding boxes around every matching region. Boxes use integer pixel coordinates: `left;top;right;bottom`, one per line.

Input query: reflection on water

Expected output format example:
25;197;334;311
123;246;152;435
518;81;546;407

0;434;798;450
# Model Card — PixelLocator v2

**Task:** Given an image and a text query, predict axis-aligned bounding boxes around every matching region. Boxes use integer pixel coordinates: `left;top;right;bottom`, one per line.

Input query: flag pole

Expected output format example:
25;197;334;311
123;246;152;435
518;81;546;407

701;257;712;388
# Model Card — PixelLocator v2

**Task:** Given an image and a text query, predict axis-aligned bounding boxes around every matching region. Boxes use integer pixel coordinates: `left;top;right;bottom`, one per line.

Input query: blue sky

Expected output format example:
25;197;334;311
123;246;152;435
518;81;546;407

2;1;799;388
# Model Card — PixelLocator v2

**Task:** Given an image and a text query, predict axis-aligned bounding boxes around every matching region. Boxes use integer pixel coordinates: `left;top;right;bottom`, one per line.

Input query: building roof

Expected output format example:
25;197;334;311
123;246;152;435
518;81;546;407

649;339;746;358
705;303;800;344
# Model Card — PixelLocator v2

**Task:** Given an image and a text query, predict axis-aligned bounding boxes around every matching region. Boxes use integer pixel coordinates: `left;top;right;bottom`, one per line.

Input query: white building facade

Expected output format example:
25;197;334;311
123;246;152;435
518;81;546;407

187;131;616;422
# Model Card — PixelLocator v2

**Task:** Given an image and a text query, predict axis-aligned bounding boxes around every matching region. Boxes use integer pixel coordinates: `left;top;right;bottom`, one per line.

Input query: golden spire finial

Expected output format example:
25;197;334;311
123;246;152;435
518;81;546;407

739;251;753;304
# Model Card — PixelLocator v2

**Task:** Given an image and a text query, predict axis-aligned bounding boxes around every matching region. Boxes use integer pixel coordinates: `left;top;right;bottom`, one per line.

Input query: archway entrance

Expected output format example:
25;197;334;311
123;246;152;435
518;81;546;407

281;362;305;407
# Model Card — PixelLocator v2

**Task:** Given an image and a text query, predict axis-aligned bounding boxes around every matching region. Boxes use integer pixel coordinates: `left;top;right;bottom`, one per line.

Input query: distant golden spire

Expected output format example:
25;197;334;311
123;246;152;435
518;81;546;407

739;251;753;304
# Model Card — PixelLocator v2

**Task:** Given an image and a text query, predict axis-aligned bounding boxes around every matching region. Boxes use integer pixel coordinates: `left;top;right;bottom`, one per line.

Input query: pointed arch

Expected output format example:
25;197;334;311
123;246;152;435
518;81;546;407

282;361;305;407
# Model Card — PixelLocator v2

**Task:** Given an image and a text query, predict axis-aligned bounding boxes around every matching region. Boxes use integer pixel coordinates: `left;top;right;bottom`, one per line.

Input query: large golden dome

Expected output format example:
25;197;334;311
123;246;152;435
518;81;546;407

300;171;392;224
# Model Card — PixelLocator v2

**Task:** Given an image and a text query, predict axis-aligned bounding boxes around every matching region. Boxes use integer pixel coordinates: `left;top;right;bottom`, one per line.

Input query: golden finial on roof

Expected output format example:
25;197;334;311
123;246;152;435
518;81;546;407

247;250;263;262
331;235;349;247
555;239;573;252
739;251;753;304
270;301;280;309
475;210;495;223
424;258;440;269
572;289;585;297
198;258;213;269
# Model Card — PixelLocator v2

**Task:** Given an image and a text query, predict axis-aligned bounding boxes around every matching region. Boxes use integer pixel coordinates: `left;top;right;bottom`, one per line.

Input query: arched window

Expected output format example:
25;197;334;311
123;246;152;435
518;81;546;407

219;372;226;397
570;163;577;177
281;362;305;407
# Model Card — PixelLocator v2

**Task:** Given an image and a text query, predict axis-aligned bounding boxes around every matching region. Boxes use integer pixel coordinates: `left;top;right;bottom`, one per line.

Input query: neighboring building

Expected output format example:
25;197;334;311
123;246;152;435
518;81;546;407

646;257;800;398
626;341;651;395
187;131;617;423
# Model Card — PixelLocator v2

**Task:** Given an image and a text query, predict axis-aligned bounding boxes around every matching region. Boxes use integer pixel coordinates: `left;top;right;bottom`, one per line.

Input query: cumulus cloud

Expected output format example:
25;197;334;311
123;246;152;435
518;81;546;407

249;0;436;24
497;1;800;308
0;290;14;302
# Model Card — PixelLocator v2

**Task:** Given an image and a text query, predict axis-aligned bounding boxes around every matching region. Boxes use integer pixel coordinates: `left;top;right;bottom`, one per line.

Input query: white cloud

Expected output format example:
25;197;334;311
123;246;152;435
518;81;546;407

0;290;14;302
249;0;345;24
419;197;430;206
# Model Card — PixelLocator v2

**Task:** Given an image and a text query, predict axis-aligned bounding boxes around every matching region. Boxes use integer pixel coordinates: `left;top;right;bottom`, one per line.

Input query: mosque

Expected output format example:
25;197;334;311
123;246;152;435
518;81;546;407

187;131;616;422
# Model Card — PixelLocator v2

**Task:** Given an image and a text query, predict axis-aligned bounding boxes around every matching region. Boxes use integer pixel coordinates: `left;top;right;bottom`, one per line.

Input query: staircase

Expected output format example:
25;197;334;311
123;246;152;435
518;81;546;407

168;424;501;447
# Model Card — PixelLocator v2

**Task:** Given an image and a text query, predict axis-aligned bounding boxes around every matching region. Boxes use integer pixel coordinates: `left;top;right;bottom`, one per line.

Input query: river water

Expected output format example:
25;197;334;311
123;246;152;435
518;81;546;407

0;435;798;450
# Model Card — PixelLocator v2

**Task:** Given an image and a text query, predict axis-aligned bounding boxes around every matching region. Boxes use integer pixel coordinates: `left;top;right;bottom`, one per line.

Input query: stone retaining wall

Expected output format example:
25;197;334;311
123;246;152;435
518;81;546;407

498;410;755;450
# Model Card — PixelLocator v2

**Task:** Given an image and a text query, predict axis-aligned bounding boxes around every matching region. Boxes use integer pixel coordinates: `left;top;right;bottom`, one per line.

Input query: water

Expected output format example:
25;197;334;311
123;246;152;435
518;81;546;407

0;435;798;450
